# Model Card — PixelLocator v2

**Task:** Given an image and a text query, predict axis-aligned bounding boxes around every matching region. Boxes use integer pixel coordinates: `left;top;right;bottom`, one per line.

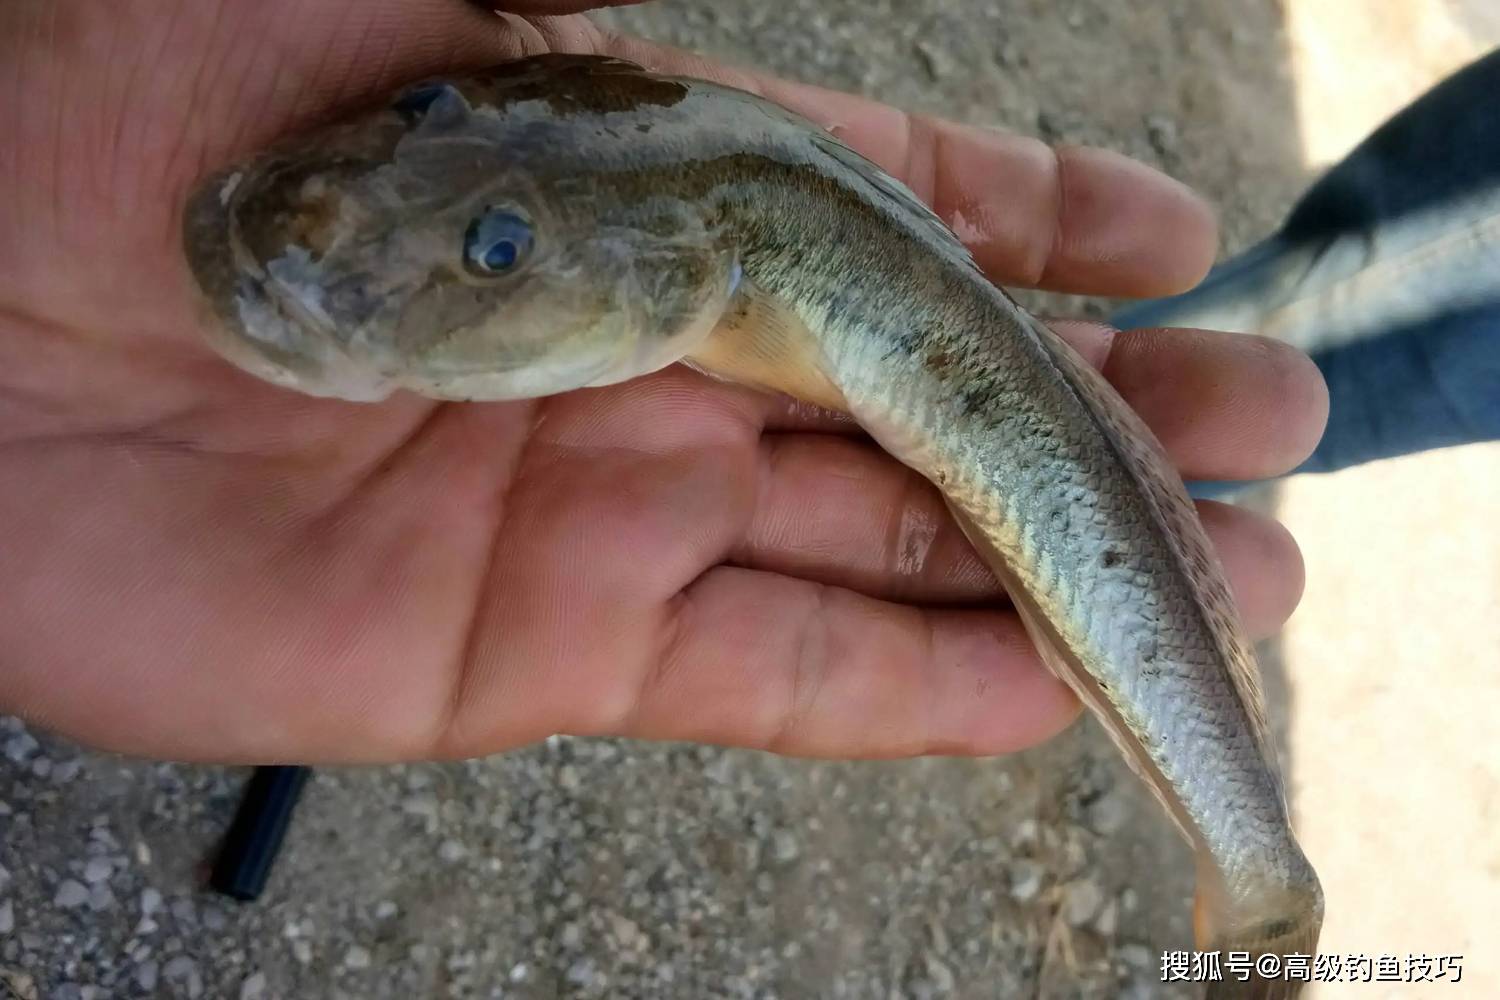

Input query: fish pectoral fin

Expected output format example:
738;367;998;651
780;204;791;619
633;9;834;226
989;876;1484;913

685;276;850;413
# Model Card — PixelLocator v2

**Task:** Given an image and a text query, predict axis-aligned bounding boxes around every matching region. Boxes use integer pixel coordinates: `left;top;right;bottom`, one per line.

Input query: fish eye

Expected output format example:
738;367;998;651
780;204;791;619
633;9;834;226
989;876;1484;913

463;209;534;277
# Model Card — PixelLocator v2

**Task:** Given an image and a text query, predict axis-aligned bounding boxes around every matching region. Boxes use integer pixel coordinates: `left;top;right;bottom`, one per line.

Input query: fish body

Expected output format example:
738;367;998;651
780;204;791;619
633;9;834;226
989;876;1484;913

184;54;1322;997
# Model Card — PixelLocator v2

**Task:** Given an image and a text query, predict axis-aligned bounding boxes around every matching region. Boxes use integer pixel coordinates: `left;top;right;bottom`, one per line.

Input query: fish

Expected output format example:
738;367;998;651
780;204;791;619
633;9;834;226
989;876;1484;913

182;53;1323;997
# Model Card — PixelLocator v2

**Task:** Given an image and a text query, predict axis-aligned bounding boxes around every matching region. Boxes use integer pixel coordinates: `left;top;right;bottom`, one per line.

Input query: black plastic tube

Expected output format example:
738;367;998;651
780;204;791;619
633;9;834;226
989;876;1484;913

209;765;312;901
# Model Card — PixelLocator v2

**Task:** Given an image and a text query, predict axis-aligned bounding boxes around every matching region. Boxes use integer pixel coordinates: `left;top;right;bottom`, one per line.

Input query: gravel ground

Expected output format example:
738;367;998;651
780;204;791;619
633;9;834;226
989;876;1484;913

3;2;1496;998
2;724;1171;999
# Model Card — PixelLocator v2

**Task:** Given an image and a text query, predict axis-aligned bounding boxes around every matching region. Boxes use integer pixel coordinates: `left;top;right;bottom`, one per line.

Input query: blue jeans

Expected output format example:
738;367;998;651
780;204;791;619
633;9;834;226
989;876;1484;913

1112;48;1500;499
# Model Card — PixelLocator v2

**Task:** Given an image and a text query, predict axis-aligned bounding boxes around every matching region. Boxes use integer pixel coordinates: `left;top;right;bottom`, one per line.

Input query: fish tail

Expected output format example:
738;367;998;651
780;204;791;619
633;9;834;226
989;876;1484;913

1198;881;1324;1000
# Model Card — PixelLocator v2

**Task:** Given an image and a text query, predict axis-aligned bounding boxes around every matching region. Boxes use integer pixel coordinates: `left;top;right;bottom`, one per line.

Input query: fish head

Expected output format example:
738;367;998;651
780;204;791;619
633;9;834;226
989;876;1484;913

184;72;739;401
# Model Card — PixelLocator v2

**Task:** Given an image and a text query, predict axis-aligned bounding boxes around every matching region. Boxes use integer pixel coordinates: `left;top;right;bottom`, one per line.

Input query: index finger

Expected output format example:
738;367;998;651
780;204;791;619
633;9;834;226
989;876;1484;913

593;30;1219;297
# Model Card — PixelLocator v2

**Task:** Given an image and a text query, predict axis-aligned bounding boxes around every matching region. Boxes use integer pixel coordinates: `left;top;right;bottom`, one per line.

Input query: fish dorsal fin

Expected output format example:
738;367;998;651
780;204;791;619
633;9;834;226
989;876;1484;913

1024;314;1281;775
685;276;850;413
809;133;980;273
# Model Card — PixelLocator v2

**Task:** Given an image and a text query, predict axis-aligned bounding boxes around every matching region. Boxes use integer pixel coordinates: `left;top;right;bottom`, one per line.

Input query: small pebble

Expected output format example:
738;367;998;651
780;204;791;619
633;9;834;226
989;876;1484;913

3;732;38;763
163;956;196;977
1008;861;1045;902
1010;819;1039;848
83;857;113;884
437;840;468;864
163;956;202;999
565;958;597;987
53;879;90;909
344;945;372;970
609;913;642;950
1086;791;1131;835
1145;112;1180;157
926;953;956;992
400;794;438;827
170;898;197;926
913;40;953;81
1062;879;1105;926
87;883;115;911
928;918;951;956
0;900;14;935
1094;899;1119;936
239;971;267;1000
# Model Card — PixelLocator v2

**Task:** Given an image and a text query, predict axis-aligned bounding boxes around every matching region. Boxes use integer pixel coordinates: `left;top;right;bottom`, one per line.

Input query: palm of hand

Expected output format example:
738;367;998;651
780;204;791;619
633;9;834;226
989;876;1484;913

0;0;1325;764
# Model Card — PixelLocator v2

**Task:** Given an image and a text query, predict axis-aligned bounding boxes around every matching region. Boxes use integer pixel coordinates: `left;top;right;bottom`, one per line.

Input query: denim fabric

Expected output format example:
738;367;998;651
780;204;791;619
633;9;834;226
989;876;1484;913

1112;48;1500;499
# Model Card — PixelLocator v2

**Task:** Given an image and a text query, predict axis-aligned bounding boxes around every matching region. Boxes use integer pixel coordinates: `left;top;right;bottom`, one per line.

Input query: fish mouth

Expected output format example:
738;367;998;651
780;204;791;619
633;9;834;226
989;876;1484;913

183;168;308;381
182;164;401;401
181;107;419;399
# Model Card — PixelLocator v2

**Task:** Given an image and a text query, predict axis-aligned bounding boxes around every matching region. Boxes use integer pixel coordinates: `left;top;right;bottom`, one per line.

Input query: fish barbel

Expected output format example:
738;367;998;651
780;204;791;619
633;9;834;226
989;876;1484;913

182;54;1322;996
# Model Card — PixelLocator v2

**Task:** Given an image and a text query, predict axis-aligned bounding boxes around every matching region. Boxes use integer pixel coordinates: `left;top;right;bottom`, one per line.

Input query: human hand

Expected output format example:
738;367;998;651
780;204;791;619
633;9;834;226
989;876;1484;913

0;0;1327;763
